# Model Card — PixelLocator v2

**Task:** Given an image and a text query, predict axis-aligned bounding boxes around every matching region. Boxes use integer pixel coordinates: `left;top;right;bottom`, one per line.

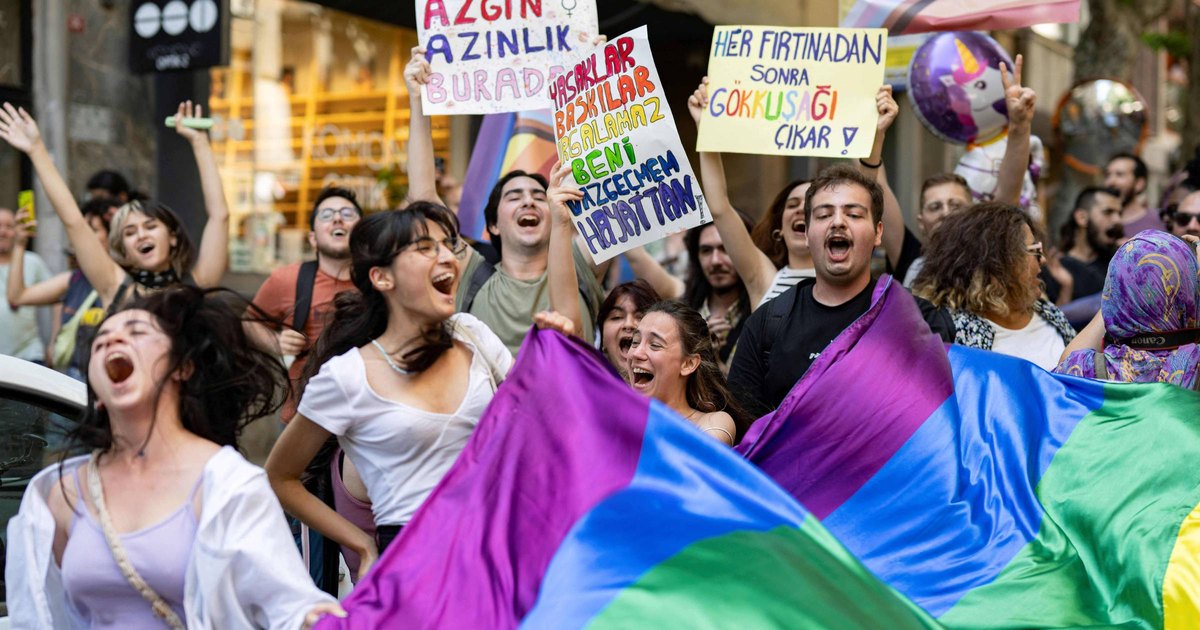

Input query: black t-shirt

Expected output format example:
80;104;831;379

728;278;955;422
1043;255;1107;303
887;226;924;285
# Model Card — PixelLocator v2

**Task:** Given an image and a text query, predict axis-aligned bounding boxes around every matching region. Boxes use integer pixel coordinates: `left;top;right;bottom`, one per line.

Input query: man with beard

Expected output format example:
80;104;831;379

682;221;752;374
1164;190;1200;241
247;186;361;423
1046;187;1124;304
728;166;955;420
1104;152;1162;234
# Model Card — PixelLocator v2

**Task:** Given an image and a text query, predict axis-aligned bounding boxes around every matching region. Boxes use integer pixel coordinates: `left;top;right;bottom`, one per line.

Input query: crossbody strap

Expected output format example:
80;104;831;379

86;453;186;630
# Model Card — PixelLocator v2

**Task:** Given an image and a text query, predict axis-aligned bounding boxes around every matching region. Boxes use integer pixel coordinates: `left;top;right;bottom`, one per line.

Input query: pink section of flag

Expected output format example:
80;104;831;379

841;0;1080;34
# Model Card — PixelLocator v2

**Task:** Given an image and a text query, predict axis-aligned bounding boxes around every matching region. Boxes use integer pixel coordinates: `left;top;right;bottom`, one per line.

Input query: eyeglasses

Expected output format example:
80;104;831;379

405;235;468;259
1170;212;1200;229
1025;242;1045;264
314;207;360;223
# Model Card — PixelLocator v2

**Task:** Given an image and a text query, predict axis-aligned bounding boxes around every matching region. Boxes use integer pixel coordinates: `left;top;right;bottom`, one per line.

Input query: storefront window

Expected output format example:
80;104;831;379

210;0;452;272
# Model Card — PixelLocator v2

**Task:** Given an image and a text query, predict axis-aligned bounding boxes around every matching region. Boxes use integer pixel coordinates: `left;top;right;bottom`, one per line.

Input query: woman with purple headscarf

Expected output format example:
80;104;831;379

1056;230;1200;388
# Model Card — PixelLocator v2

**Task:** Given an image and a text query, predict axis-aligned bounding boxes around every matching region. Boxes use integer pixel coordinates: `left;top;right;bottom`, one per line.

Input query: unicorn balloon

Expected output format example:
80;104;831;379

909;32;1042;220
909;32;1012;145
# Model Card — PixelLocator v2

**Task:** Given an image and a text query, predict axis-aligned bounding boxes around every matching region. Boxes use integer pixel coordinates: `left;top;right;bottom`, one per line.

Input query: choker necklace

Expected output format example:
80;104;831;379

131;268;180;289
371;339;413;375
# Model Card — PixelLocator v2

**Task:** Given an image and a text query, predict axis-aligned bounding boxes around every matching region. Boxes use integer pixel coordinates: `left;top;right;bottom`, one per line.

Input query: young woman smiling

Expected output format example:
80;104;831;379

7;287;342;628
0;101;229;310
265;200;577;582
626;301;743;445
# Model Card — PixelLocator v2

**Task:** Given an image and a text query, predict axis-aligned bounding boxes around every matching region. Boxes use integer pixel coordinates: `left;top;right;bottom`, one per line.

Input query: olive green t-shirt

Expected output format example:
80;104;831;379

456;245;601;356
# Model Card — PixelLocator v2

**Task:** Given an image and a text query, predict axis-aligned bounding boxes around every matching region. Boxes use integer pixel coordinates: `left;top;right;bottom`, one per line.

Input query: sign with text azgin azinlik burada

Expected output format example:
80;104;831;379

130;0;228;73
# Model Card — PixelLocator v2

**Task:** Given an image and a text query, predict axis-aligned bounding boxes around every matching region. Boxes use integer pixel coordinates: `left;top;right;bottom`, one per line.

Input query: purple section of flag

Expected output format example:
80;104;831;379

314;330;649;629
458;112;515;239
736;276;953;519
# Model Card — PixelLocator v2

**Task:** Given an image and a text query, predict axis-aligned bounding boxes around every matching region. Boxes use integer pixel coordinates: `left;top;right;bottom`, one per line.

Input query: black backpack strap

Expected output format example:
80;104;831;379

460;257;496;313
106;276;135;316
293;260;319;333
762;280;806;370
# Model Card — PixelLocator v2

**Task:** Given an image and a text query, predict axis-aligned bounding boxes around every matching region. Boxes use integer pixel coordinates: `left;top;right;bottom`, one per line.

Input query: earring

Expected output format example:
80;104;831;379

771;229;783;242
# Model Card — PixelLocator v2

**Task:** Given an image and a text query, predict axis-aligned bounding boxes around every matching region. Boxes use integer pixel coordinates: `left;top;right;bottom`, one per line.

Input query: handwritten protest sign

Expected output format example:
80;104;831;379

417;0;599;114
697;26;887;158
551;26;708;264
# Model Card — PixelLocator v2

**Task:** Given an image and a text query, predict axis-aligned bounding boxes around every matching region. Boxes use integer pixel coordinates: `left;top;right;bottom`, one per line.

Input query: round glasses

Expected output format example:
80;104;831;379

405;235;469;259
314;207;360;223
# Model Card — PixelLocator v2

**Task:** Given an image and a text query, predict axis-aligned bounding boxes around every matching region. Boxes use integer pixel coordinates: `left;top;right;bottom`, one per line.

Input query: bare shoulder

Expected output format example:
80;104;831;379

697;411;736;446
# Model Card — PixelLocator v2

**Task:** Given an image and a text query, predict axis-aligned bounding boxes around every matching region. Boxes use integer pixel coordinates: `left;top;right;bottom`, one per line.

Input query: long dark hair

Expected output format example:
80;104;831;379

682;220;752;316
643;301;749;435
303;203;461;385
66;286;288;454
750;179;811;269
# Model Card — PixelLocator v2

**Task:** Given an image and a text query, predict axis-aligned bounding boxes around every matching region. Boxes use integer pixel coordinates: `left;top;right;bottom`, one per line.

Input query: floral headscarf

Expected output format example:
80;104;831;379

1057;230;1200;388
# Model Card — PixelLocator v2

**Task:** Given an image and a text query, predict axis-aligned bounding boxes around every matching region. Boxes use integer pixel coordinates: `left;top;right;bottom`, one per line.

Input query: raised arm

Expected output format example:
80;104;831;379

623;246;684;299
688;78;776;307
265;416;379;581
404;47;444;206
6;207;70;306
856;86;904;270
546;161;586;337
995;55;1034;206
175;101;230;287
0;103;125;299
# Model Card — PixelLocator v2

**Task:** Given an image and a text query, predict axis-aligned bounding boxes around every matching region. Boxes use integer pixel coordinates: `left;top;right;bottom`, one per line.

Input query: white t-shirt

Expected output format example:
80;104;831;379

0;252;53;361
988;312;1065;371
757;266;817;308
298;313;513;526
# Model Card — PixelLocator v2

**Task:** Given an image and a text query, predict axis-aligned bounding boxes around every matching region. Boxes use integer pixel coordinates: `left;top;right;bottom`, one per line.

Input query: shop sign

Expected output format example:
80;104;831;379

130;0;227;73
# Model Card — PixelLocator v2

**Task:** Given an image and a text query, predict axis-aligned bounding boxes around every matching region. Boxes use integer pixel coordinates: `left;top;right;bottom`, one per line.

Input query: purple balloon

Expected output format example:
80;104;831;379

907;32;1014;145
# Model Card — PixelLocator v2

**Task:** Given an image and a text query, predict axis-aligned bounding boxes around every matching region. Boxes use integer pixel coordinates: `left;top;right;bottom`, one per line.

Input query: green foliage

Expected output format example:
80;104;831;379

1141;30;1190;59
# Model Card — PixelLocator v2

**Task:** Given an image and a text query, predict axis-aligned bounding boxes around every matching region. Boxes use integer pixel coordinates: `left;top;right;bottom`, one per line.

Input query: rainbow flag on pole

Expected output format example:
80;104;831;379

840;0;1081;35
739;276;1200;628
457;110;558;239
314;328;940;629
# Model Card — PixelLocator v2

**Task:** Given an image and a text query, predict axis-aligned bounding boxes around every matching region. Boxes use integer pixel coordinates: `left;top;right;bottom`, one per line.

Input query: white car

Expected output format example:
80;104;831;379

0;356;87;620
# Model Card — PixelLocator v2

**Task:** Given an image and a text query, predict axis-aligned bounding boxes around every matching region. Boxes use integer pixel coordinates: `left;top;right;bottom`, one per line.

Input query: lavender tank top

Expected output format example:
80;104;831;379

61;471;202;628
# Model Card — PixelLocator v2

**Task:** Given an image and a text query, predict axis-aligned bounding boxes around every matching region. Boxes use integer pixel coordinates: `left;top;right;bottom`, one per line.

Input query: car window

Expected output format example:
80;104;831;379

0;387;85;617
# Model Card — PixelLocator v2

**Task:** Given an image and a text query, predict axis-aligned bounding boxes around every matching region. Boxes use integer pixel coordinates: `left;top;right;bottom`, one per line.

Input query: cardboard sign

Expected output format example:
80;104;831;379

418;0;599;114
551;26;708;264
697;26;887;158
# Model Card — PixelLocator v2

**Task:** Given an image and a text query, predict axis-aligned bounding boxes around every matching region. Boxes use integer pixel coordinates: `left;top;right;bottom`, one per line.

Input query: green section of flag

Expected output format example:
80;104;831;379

940;383;1200;630
587;520;942;630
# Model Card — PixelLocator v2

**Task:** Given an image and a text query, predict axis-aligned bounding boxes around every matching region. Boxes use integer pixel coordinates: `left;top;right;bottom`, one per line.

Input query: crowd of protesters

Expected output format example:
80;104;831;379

0;42;1198;628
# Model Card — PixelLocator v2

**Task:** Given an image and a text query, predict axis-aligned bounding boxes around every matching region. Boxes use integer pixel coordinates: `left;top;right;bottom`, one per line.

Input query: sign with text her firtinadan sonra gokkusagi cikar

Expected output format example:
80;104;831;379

698;26;887;158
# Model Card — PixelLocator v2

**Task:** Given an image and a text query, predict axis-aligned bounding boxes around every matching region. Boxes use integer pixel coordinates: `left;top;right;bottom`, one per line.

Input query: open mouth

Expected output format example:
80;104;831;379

790;219;805;234
630;366;654;386
331;228;348;238
618;334;634;354
105;352;134;384
826;234;851;261
516;213;541;228
136;242;155;256
431;271;456;296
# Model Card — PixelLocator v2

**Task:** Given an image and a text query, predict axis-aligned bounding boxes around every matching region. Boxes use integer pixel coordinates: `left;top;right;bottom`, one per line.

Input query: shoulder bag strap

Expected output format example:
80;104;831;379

86;453;186;630
1092;351;1108;381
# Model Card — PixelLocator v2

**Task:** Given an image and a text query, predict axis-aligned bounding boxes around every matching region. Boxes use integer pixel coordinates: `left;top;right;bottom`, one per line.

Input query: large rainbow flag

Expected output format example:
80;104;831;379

457;110;558;239
840;0;1081;35
314;328;941;629
739;276;1200;628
